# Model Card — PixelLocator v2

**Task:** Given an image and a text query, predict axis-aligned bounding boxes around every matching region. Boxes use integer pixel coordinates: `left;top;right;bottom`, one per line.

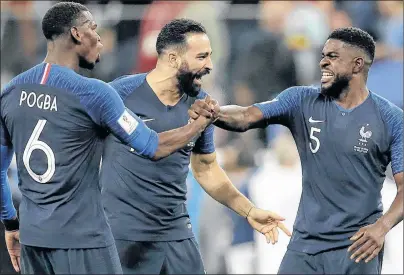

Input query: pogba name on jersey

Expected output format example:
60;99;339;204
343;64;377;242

19;90;58;111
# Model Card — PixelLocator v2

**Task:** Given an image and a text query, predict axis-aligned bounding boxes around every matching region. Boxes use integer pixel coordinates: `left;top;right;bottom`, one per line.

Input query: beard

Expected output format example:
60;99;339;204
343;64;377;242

78;54;100;70
320;74;351;99
176;62;209;97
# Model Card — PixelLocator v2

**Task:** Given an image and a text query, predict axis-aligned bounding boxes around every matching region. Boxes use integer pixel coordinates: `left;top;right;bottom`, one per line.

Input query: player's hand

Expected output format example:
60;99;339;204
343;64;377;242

348;222;388;264
247;207;292;244
5;230;21;272
206;96;220;120
188;95;220;122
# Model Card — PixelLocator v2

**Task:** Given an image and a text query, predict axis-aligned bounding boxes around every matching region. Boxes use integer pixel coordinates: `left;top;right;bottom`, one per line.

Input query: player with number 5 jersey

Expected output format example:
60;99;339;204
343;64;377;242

189;27;403;274
0;2;214;274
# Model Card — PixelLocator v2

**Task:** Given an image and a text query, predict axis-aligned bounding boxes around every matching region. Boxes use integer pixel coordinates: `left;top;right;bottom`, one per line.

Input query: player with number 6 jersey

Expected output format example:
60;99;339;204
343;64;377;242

0;2;213;274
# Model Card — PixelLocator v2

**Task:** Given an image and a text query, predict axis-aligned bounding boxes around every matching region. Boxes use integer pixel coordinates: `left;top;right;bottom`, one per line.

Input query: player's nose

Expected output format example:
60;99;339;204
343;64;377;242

319;57;329;68
205;56;213;71
98;37;104;49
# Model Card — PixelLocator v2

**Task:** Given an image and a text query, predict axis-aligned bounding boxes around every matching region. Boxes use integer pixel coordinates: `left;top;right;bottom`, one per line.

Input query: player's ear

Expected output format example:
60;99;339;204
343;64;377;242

352;57;364;74
168;51;180;69
70;26;81;45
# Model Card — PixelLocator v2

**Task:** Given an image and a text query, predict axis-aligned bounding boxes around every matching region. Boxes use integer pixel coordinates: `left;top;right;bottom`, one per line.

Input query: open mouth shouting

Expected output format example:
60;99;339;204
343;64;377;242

321;70;334;84
193;70;210;85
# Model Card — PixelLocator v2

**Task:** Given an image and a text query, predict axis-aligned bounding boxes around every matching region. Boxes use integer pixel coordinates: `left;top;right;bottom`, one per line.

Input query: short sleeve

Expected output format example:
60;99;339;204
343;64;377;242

253;86;307;126
193;124;215;154
389;107;403;175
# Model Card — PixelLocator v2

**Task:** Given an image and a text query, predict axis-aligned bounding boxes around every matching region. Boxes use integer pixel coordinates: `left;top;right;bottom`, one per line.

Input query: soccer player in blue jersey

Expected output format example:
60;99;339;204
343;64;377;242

190;27;403;274
0;3;216;274
100;18;291;274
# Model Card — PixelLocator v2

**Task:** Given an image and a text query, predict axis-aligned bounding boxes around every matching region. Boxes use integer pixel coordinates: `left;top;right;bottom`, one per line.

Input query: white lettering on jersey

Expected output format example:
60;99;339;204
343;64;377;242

118;109;139;135
19;90;58;111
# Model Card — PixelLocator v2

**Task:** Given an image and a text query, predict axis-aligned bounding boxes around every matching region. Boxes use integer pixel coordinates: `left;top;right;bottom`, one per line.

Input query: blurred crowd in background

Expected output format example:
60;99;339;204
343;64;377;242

1;1;402;274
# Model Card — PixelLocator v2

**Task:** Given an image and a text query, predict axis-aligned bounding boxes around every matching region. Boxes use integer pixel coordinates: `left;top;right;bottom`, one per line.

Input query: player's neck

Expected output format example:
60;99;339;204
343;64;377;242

335;83;369;110
43;40;80;72
146;68;184;106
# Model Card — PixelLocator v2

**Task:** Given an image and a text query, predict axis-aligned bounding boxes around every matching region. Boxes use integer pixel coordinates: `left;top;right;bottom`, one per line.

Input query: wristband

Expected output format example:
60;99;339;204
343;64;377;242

246;205;254;219
2;217;19;231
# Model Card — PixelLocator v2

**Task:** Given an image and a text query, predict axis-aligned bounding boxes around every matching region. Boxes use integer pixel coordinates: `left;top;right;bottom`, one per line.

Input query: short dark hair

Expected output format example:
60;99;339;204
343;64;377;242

156;19;207;55
328;27;376;63
42;2;89;40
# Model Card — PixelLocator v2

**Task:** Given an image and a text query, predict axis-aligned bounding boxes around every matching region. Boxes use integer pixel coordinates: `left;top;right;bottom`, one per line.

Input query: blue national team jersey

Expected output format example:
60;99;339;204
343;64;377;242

254;86;403;254
100;74;215;241
0;63;159;248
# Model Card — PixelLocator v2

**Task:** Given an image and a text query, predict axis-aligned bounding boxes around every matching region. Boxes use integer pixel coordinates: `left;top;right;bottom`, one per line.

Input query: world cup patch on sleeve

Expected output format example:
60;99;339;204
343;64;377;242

117;109;139;135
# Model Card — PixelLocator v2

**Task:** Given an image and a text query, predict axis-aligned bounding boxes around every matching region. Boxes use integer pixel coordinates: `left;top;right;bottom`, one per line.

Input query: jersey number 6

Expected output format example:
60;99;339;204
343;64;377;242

309;127;321;153
23;120;56;183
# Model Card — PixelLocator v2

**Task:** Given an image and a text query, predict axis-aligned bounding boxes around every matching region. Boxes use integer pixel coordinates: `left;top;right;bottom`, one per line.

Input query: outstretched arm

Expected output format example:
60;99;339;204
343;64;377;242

189;87;304;132
214;105;267;132
153;117;212;160
89;80;215;161
188;99;266;132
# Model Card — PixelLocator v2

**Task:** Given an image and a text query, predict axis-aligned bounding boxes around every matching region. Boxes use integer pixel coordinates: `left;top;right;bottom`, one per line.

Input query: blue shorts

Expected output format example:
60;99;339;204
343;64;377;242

20;244;122;274
115;238;205;274
278;247;384;274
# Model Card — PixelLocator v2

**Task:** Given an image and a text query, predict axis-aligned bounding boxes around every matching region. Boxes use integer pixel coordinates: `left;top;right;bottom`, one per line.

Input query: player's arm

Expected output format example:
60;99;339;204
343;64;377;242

190;151;291;243
376;108;403;232
189;86;303;132
378;172;403;230
0;116;18;231
190;124;291;243
1;98;21;273
91;80;213;160
0;144;21;273
191;151;253;217
0;144;18;230
349;106;403;263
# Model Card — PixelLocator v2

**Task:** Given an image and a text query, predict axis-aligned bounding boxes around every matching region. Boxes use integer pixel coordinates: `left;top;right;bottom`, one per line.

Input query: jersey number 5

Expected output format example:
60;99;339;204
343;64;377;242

23;120;55;183
309;127;321;153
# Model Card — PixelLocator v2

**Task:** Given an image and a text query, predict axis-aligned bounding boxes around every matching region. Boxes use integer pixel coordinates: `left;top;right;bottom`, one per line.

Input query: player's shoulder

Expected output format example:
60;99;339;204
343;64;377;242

109;73;147;84
78;76;118;100
280;85;320;98
84;76;109;88
370;92;402;137
109;73;147;90
297;85;321;97
108;73;147;99
1;64;44;96
275;85;320;106
370;91;403;119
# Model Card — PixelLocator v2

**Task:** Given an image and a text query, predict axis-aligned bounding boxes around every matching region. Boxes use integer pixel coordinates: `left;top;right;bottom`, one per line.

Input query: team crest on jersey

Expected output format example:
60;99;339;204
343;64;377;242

354;124;372;153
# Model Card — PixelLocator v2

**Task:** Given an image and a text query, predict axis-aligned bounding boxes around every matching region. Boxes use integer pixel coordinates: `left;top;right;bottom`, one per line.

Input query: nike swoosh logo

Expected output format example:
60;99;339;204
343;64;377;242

309;117;324;123
141;118;155;122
